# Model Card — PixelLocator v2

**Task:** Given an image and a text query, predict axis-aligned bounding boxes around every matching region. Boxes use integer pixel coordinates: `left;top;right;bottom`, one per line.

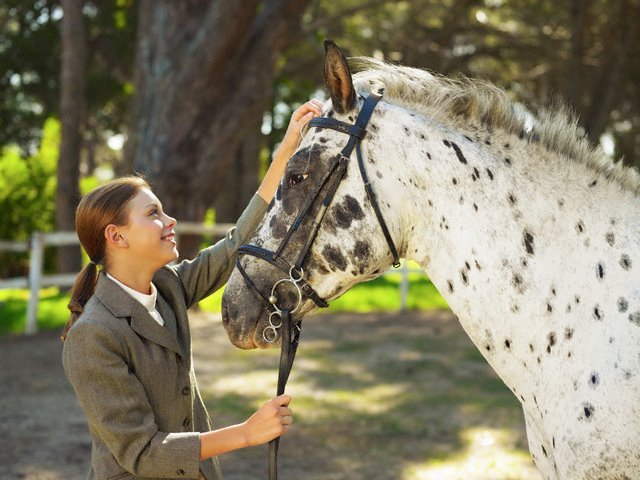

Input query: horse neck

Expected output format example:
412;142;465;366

380;107;640;386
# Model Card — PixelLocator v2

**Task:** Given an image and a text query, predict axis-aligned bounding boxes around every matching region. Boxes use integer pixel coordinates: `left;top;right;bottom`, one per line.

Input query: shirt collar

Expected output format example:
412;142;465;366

106;273;157;313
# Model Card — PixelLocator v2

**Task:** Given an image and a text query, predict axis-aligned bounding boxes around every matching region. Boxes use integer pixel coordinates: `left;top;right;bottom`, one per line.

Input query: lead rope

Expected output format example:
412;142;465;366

269;309;301;480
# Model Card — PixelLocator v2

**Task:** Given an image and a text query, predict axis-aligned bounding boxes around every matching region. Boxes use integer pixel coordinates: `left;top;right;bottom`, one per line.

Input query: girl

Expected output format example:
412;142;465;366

62;100;323;480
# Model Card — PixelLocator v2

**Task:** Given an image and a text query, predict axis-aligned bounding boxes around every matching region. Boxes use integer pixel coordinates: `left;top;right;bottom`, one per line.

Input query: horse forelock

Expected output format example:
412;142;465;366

348;56;640;196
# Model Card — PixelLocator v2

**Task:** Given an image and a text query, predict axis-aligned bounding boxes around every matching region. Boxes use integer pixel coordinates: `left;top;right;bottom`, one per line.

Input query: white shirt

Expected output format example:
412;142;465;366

106;273;165;326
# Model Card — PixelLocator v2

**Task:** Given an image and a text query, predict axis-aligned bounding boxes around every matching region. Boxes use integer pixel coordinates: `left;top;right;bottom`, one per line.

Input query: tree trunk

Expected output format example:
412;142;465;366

56;0;85;273
127;0;310;260
213;110;263;224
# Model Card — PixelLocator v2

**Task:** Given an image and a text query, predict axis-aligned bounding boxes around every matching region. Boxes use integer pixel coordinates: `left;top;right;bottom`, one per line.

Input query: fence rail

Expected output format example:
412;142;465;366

1;224;423;334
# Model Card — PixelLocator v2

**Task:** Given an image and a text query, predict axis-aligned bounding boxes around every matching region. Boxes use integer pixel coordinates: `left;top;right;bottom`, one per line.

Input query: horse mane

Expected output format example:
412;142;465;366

348;56;640;195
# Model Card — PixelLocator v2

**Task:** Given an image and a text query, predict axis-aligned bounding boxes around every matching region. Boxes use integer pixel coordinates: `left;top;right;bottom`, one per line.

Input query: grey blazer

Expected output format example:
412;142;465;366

62;194;267;480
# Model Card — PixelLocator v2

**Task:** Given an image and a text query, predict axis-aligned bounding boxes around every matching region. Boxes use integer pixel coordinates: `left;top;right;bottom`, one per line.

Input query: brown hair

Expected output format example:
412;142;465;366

62;175;150;340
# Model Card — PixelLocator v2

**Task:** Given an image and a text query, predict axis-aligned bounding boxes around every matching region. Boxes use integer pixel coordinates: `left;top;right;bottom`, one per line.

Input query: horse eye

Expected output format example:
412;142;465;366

288;173;308;186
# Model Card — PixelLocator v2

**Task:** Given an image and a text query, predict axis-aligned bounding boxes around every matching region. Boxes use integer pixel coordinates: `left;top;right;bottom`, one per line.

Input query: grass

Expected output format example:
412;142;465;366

187;309;541;480
0;264;448;335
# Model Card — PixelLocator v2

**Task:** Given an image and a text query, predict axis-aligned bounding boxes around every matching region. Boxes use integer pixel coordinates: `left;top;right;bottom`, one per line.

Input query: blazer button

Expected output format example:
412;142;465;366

183;417;190;427
181;386;190;395
177;468;185;476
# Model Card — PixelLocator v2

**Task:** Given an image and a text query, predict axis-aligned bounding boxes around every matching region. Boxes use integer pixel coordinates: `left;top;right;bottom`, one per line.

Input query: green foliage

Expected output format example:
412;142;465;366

0;288;69;335
0;272;447;335
0;117;59;276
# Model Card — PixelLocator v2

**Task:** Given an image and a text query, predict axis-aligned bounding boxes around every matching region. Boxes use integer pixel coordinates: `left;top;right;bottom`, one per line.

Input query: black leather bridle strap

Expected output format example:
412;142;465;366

356;141;401;267
309;93;401;268
268;309;300;480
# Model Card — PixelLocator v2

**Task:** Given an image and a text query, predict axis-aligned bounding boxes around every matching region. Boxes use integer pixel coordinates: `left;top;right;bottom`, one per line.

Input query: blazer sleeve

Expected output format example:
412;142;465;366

62;320;201;479
173;193;268;308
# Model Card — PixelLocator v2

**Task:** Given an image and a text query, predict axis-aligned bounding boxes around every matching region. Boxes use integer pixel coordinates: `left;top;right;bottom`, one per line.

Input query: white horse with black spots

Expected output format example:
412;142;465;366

221;40;640;480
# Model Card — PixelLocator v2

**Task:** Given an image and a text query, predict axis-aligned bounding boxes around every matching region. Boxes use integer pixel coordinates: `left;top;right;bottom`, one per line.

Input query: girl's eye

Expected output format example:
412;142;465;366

149;209;158;216
288;173;308;186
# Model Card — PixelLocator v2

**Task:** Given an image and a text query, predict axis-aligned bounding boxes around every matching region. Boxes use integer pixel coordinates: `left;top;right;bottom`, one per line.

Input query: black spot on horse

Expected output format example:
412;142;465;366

504;339;511;350
352;240;372;265
464;135;473;142
321;244;348;272
546;332;556;353
505;157;512;166
617;297;629;313
524;230;535;255
460;270;468;285
319;137;329;144
589;373;600;388
605;232;615;246
629;312;640;327
508;193;517;205
331;195;365;229
486;169;494;180
450;142;468;164
594;306;603;320
270;216;287;239
589;180;598;187
448;280;454;293
596;262;605;279
443;139;451;147
620;254;632;270
576;221;585;234
582;403;595;420
565;328;574;340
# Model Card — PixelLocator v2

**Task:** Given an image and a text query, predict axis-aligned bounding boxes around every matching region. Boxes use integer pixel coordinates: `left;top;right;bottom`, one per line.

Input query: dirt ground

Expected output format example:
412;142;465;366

0;310;541;480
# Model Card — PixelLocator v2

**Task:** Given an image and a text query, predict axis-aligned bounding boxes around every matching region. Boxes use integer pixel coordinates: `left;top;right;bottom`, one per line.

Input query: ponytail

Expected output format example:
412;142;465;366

60;175;149;342
61;261;99;341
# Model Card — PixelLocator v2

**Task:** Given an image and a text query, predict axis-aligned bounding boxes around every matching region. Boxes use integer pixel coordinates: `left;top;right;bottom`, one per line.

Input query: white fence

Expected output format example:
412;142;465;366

1;224;422;334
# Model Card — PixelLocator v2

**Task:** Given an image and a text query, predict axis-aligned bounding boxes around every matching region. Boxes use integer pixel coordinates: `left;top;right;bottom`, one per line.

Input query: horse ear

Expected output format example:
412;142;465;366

323;39;356;114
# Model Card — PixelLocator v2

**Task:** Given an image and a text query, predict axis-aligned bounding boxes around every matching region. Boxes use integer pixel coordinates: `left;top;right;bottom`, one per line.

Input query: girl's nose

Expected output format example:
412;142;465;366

164;214;177;228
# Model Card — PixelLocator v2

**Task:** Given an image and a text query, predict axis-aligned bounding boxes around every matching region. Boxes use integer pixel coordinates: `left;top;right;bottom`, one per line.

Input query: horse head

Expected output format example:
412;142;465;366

221;40;407;349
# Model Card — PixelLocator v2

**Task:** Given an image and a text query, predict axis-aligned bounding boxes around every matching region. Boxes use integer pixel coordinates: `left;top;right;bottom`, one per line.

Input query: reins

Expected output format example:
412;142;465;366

236;93;400;479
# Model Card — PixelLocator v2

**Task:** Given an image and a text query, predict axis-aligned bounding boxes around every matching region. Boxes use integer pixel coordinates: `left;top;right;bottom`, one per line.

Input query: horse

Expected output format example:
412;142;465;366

221;40;640;480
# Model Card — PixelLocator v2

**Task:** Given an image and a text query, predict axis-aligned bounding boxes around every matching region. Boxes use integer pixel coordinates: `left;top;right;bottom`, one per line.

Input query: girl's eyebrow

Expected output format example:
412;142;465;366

145;203;161;210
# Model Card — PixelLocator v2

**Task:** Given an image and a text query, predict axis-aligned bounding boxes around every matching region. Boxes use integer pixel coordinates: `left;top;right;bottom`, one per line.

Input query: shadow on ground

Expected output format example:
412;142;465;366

0;310;541;480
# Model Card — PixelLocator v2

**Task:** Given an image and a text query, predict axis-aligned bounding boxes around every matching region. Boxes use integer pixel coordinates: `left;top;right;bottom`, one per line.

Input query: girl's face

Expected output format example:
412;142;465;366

120;188;178;268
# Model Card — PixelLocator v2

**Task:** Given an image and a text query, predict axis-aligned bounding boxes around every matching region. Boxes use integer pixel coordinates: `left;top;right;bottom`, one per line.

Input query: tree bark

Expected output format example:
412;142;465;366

127;0;311;259
56;0;85;273
583;0;637;143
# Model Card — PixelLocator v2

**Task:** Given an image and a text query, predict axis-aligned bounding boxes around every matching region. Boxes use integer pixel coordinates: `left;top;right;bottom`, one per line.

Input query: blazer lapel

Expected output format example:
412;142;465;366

93;273;183;358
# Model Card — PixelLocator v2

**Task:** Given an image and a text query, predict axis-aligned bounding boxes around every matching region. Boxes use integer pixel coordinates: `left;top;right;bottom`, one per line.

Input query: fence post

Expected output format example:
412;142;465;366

399;260;409;311
26;232;45;335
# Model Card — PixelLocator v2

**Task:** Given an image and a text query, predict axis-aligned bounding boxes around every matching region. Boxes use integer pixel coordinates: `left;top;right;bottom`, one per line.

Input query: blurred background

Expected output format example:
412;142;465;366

1;2;639;479
2;0;639;285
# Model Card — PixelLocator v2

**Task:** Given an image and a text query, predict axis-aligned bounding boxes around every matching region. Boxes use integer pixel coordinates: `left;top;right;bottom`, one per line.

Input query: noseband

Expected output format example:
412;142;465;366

235;93;400;480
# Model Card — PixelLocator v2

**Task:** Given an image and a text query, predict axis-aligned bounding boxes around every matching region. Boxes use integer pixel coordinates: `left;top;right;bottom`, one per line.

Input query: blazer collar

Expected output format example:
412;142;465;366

93;272;183;358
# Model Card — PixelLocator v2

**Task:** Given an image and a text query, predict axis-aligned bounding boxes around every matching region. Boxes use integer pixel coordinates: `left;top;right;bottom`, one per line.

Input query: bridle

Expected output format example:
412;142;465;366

235;92;400;480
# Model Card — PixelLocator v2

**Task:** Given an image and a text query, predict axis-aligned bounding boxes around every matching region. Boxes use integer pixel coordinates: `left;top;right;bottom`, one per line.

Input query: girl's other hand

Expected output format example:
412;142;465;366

241;394;293;446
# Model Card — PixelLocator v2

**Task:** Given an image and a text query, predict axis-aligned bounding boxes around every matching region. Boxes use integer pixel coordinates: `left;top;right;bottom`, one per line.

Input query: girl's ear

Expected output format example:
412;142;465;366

104;224;128;248
323;39;356;114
